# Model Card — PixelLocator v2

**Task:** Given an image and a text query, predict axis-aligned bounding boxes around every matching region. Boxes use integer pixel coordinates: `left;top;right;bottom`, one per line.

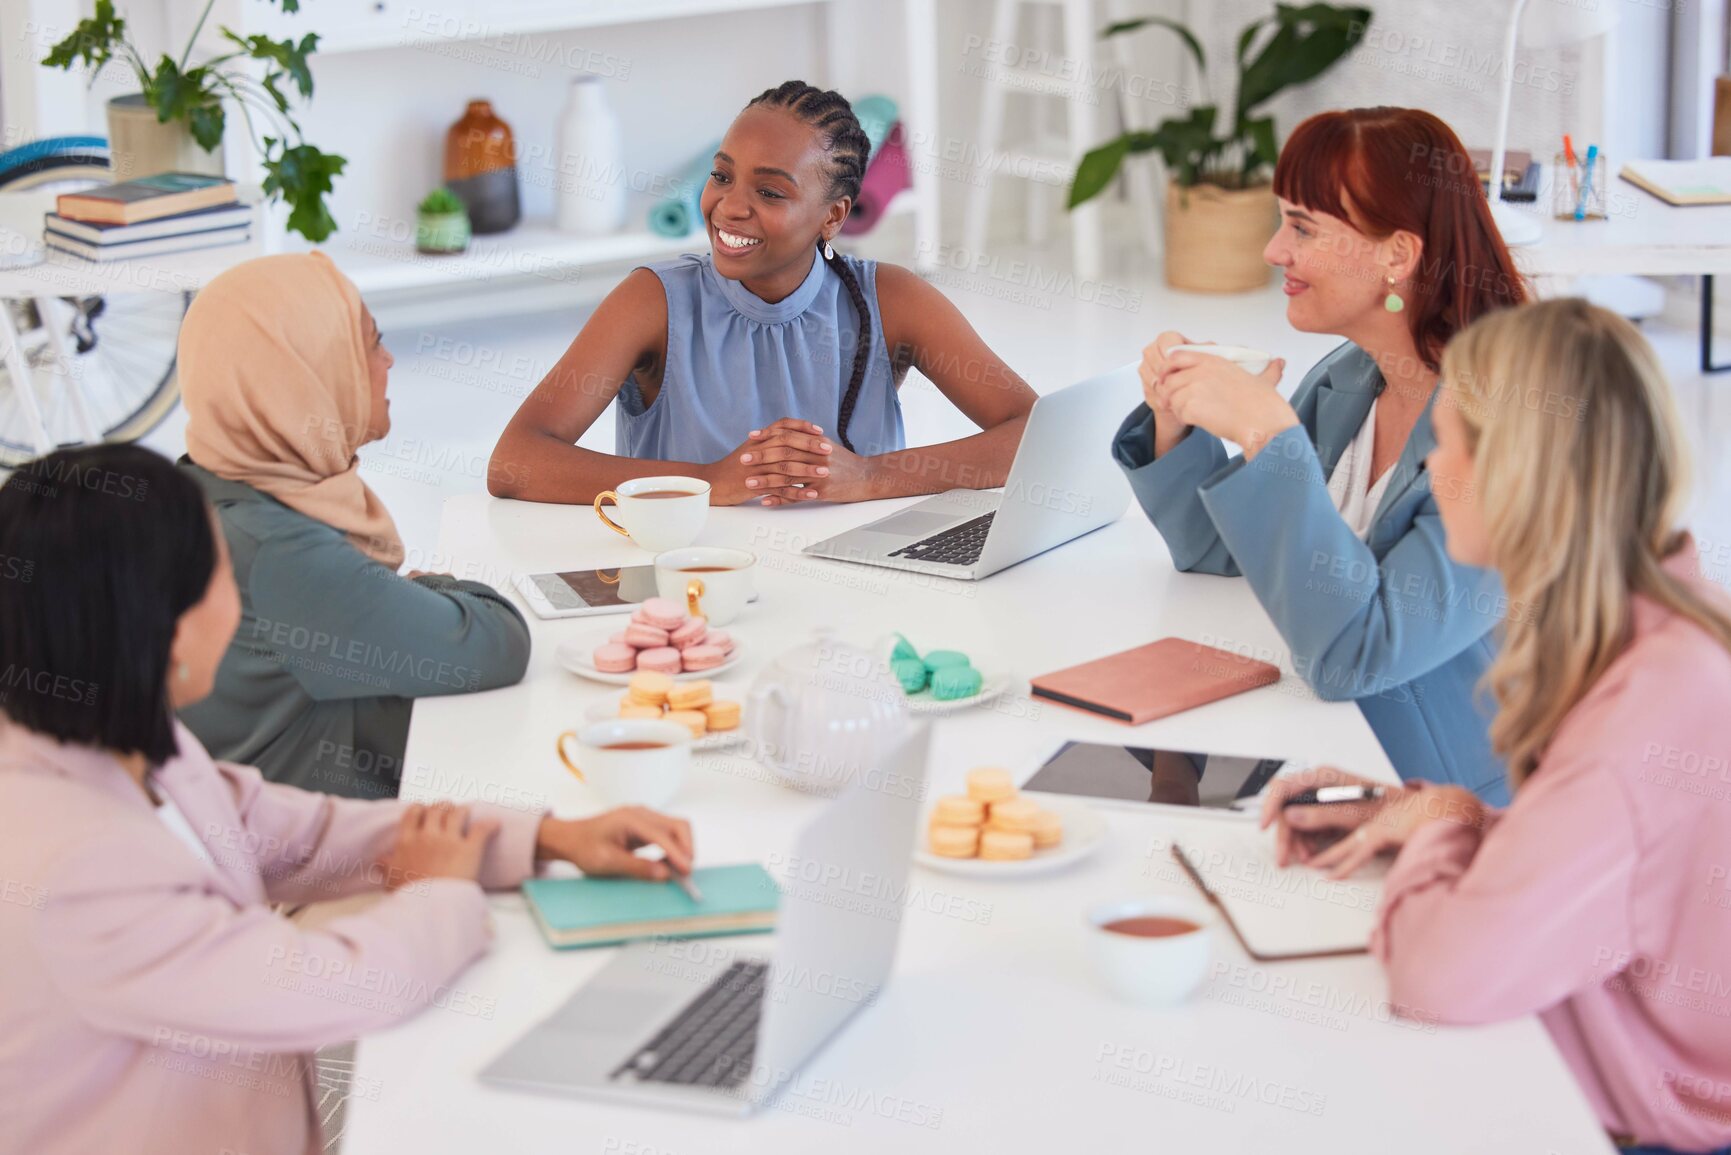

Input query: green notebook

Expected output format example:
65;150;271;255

522;864;780;950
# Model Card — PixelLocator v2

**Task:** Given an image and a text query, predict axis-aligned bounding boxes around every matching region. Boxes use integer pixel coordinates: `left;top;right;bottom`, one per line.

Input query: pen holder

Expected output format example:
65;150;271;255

1553;151;1607;221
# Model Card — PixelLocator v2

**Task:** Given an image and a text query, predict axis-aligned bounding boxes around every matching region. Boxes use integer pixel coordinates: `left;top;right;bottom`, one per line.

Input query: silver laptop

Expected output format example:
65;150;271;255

479;723;930;1116
801;364;1138;580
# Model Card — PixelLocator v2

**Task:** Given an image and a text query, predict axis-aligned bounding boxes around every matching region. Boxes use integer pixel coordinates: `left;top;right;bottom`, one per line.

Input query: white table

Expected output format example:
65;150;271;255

344;493;1613;1154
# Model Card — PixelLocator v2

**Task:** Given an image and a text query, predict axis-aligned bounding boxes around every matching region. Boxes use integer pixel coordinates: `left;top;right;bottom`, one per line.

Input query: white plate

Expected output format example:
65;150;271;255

556;628;743;685
583;685;749;751
914;797;1107;878
901;670;1017;716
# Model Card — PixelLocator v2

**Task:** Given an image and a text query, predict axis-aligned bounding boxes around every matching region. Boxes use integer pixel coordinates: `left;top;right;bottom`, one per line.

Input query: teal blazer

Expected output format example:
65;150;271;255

1111;343;1509;805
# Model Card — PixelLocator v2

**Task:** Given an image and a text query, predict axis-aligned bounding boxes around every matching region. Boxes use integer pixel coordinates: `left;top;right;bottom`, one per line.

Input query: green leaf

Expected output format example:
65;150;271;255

1237;5;1368;119
276;0;301;11
1068;138;1130;209
220;30;318;98
187;102;226;151
41;0;127;73
263;141;347;243
1100;16;1205;77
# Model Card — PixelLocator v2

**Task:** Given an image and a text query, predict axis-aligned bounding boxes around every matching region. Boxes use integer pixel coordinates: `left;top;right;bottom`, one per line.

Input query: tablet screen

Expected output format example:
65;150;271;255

528;565;658;610
1021;741;1288;810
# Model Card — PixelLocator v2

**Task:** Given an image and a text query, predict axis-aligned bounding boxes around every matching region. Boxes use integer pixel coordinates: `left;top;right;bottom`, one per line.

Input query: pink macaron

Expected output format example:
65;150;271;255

622;622;671;648
635;597;687;631
680;644;728;671
669;616;709;649
704;630;733;654
635;646;683;674
592;643;637;673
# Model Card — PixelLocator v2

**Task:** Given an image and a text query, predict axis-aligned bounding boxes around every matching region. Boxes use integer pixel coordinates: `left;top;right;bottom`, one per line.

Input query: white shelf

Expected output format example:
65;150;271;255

305;190;917;298
178;0;832;57
302;217;702;297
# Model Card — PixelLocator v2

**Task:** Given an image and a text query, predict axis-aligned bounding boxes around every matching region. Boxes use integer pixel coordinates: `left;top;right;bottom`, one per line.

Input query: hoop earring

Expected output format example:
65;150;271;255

1384;275;1404;314
822;237;835;260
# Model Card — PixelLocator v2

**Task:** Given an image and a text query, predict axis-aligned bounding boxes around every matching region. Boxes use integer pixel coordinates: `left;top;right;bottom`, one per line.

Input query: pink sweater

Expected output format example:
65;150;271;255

1374;554;1731;1152
0;721;543;1155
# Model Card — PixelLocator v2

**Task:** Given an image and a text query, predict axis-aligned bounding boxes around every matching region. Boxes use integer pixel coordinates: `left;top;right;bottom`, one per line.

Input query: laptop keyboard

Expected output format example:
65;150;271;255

889;511;995;567
610;959;767;1089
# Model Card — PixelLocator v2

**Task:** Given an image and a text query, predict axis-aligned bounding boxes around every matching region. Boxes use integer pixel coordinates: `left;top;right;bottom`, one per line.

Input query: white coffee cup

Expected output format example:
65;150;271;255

1169;343;1273;375
593;475;710;552
1085;896;1215;1006
555;718;690;808
654;546;756;626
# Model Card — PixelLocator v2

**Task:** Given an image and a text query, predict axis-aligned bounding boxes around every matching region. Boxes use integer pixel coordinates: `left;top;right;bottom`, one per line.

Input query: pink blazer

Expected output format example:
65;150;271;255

0;721;543;1155
1374;552;1731;1151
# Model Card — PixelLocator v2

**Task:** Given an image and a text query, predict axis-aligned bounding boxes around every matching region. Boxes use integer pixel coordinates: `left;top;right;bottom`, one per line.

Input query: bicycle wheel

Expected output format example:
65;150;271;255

0;137;187;466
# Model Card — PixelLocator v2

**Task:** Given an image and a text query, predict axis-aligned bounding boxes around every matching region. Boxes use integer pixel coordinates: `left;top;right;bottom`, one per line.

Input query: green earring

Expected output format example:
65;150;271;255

1384;276;1404;314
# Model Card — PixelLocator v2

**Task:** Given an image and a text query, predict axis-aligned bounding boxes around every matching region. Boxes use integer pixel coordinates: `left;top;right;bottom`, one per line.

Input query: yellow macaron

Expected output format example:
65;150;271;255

702;700;741;731
928;825;980;859
978;829;1034;861
966;767;1016;804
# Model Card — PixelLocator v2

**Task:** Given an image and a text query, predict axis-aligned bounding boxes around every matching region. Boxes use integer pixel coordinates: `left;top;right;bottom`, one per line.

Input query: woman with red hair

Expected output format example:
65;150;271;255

1111;107;1527;803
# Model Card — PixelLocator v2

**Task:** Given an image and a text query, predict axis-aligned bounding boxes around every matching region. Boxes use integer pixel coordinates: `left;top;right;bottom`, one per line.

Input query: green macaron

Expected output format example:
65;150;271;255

890;633;921;664
930;663;983;701
891;656;929;694
922;649;970;677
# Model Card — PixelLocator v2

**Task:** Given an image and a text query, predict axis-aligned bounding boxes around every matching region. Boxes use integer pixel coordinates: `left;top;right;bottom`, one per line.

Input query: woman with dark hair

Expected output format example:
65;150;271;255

488;80;1038;506
1111;107;1527;803
175;252;530;800
0;444;694;1155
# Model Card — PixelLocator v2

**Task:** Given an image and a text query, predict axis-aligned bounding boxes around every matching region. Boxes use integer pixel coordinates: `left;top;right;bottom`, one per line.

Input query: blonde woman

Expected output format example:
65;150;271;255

1262;300;1731;1155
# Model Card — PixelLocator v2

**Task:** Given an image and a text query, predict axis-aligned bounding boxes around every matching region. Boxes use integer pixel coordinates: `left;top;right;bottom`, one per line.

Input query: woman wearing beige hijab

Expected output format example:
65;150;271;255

177;252;529;798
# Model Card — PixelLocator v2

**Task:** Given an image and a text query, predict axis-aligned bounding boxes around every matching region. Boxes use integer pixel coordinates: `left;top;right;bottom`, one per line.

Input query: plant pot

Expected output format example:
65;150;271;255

1163;179;1277;293
105;94;226;183
416;211;471;254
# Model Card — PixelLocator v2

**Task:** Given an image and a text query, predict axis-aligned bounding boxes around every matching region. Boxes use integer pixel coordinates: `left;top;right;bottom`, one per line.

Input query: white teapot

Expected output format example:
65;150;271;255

745;630;909;796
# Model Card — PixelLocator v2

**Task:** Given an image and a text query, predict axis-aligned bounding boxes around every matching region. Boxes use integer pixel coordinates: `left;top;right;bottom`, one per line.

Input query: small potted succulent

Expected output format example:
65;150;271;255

415;187;470;255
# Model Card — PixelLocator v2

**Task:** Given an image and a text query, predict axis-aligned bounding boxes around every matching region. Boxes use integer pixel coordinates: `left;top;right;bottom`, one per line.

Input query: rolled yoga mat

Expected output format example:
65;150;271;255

842;122;911;236
648;140;721;237
851;94;899;164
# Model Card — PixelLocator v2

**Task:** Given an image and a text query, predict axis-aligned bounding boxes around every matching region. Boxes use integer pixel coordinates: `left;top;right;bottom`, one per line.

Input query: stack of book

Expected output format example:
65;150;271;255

45;172;251;262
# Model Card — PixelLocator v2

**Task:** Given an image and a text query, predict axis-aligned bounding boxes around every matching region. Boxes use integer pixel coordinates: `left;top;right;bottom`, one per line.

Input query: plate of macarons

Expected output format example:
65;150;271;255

887;634;1014;715
557;597;741;684
584;673;748;752
914;768;1107;878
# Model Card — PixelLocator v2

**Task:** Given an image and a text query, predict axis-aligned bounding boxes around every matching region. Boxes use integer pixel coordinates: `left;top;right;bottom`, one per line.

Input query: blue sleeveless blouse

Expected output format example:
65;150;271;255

616;250;905;463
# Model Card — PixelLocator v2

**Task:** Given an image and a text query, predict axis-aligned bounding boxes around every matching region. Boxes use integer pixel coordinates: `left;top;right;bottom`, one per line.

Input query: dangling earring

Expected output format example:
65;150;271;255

175;662;189;682
822;237;835;260
1384;274;1404;314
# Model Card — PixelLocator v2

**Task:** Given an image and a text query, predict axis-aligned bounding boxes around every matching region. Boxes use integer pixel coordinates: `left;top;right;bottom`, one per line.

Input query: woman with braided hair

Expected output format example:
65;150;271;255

489;80;1037;506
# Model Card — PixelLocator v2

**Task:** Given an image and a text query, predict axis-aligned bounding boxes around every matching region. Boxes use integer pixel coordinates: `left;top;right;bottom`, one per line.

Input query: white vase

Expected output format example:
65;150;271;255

554;77;628;236
106;94;226;183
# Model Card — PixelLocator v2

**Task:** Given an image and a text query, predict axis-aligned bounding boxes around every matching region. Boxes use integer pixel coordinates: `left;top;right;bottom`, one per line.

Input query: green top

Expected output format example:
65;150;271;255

177;460;531;799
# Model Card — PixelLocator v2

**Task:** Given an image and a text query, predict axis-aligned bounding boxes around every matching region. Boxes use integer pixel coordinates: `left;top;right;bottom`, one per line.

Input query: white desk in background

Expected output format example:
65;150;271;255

1506;172;1731;372
343;493;1612;1155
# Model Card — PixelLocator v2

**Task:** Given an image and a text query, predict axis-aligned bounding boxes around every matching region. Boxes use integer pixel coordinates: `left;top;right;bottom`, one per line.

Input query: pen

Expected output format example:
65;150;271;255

673;870;704;905
1563;134;1579;207
1575;144;1598;221
1281;785;1387;809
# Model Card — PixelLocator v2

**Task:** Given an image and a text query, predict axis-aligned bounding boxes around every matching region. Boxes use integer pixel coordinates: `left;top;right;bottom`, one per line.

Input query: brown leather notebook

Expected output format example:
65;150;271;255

1029;638;1280;724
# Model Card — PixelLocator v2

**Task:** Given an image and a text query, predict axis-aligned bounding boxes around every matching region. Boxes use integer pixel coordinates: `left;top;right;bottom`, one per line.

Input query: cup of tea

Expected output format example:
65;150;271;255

1168;343;1272;375
653;546;756;626
1084;896;1214;1006
594;476;710;552
555;718;690;808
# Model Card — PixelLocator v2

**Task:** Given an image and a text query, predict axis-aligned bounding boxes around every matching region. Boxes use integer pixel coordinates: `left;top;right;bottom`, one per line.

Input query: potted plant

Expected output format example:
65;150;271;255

41;0;347;243
416;187;471;255
1068;3;1370;292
